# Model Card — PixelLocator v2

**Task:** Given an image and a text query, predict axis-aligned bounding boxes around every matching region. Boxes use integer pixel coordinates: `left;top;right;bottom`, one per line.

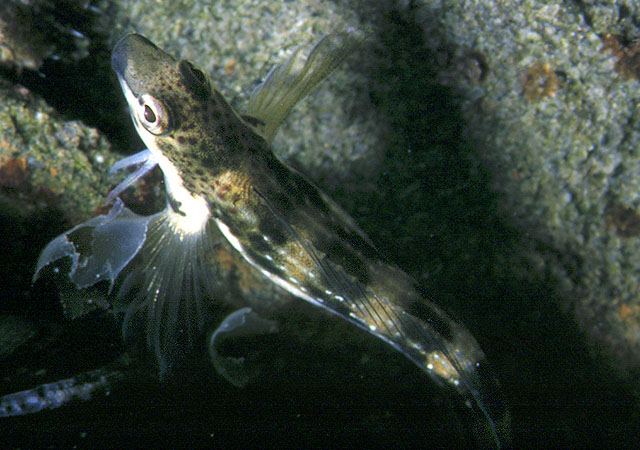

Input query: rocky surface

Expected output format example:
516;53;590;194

2;0;640;448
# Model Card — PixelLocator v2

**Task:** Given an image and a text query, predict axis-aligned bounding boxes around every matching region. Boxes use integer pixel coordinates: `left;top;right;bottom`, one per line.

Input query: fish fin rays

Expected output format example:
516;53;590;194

246;30;362;143
34;200;224;378
112;207;223;376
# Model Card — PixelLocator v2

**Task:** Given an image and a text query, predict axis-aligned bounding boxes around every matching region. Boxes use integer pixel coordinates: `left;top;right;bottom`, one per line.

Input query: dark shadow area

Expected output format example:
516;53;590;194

335;3;640;448
2;1;640;449
0;198;68;317
0;300;492;449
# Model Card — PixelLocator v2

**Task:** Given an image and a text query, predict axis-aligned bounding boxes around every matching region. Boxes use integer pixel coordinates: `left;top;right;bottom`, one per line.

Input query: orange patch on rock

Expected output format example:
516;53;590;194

602;34;640;80
521;62;559;101
619;303;633;321
224;58;237;76
0;157;29;188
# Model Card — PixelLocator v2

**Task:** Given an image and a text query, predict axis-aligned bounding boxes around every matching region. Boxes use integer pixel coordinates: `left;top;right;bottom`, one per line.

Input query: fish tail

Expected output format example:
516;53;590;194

390;300;511;448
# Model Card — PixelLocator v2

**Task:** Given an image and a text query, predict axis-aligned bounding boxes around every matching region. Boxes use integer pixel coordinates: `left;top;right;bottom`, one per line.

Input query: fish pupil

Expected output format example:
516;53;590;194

144;105;156;123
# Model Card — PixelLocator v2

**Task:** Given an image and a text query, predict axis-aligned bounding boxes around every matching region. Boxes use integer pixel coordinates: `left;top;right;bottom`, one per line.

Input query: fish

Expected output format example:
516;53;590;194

33;32;509;447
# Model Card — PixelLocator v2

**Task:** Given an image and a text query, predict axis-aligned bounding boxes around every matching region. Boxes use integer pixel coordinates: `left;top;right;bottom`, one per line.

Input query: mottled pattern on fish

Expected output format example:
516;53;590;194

109;34;507;446
33;33;509;447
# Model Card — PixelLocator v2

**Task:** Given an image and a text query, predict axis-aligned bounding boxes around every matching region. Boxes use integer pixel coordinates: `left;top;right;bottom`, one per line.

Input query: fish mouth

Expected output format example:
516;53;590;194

111;34;159;134
111;33;172;99
111;34;158;78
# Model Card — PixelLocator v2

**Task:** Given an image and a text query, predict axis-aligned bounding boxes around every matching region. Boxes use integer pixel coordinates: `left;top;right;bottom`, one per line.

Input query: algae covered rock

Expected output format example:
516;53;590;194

402;0;640;378
2;0;640;448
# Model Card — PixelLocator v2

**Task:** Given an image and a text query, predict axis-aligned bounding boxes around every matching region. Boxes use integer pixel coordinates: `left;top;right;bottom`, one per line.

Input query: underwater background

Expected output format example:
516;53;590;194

1;0;640;447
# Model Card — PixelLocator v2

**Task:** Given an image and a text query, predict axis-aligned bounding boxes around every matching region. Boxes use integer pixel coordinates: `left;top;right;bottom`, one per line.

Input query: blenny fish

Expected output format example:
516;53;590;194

32;32;509;446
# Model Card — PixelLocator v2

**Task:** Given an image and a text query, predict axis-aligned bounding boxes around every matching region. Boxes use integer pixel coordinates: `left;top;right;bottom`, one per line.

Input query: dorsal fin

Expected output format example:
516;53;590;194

246;30;362;143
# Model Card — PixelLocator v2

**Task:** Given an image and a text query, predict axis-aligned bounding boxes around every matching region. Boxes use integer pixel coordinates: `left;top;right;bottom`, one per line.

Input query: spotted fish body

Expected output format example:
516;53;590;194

35;33;508;446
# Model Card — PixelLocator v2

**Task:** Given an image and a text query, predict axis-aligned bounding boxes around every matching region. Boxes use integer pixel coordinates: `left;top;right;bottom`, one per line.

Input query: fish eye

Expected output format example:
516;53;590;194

144;105;156;123
179;60;210;99
138;94;170;135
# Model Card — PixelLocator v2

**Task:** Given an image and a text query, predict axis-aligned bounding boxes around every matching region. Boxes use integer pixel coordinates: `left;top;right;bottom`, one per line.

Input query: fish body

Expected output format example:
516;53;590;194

34;33;508;446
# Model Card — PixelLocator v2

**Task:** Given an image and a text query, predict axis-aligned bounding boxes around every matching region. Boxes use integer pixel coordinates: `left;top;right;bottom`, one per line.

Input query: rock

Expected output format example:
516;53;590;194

399;0;640;379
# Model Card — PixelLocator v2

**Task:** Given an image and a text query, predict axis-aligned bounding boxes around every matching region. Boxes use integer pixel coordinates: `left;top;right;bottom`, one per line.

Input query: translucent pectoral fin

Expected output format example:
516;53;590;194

246;30;362;143
208;307;278;388
114;208;227;377
34;150;161;288
33;198;150;291
34;199;225;378
109;149;153;174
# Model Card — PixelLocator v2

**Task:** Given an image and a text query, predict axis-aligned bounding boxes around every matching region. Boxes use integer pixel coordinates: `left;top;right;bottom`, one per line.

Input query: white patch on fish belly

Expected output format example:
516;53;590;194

154;153;211;235
118;78;211;235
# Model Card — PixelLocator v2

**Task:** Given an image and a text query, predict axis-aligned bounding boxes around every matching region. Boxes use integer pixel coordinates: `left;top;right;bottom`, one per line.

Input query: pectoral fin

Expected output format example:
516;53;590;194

33;198;149;291
33;199;225;378
105;149;157;204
